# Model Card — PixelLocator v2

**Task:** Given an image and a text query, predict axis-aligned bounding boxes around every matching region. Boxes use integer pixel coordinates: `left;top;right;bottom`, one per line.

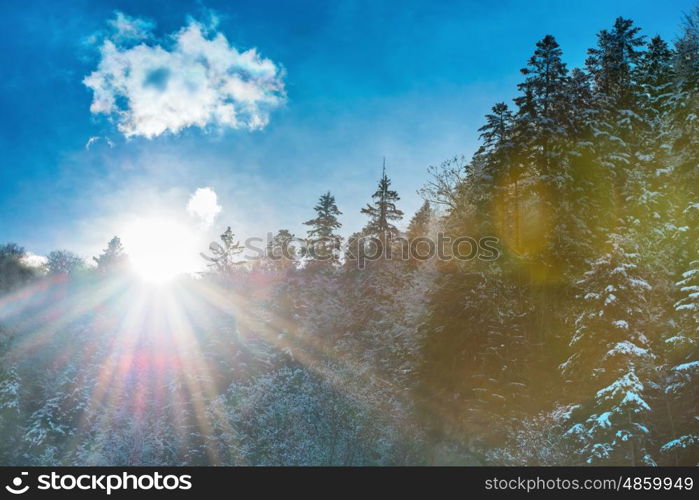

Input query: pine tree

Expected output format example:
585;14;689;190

565;68;595;136
470;104;516;242
632;35;674;224
562;234;656;465
512;35;574;351
674;6;699;89
361;161;404;246
476;102;515;188
670;7;699;223
404;201;433;267
586;17;645;104
636;36;674;122
265;229;297;272
658;13;699;464
202;227;244;276
303;192;342;264
93;236;127;274
659;200;699;464
514;35;570;174
559;67;598;267
478;102;514;156
625;34;675;303
660;257;699;463
584;18;647;238
407;201;433;241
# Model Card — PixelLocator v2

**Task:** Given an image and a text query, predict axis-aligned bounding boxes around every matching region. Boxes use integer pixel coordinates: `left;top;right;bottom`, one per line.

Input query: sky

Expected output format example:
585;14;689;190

0;0;696;262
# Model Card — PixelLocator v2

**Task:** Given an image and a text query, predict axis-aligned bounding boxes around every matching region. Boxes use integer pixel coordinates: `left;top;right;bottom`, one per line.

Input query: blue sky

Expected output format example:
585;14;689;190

0;0;695;260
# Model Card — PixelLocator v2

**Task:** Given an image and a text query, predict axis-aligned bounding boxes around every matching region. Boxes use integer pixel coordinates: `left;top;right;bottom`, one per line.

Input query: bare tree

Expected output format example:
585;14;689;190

417;156;467;210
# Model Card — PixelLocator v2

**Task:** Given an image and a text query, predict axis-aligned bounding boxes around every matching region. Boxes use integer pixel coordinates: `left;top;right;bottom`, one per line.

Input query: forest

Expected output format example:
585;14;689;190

0;9;697;466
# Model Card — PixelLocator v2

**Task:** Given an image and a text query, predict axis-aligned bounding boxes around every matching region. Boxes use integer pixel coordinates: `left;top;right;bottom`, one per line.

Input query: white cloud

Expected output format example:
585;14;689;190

186;187;222;228
83;14;285;138
85;136;114;150
85;136;99;150
108;11;155;43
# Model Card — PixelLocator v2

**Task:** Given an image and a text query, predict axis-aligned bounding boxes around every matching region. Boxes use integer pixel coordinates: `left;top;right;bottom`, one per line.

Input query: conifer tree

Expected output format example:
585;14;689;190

361;161;404;244
265;229;298;272
590;18;645;182
636;36;674;124
673;6;699;89
202;227;244;276
470;104;516;241
562;234;656;465
586;17;645;104
670;7;699;214
407;201;433;241
93;236;127;274
560;67;597;266
478;102;514;156
514;35;570;174
403;201;433;267
513;35;573;348
659;19;699;464
303;192;342;264
659;201;699;464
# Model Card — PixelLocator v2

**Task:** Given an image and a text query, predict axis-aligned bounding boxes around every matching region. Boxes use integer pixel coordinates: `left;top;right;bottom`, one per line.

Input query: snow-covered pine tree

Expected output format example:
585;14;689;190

636;36;675;127
669;6;699;260
562;233;656;465
630;35;675;243
478;103;515;157
660;200;698;464
585;17;646;225
656;9;699;465
626;37;677;408
514;35;570;176
587;18;645;105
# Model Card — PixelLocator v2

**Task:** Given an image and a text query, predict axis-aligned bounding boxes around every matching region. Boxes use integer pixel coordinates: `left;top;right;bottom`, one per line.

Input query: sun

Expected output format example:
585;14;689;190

122;216;201;284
